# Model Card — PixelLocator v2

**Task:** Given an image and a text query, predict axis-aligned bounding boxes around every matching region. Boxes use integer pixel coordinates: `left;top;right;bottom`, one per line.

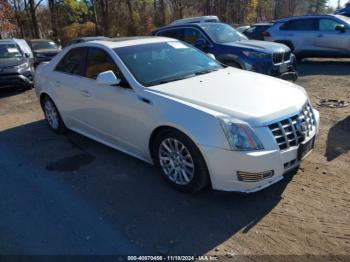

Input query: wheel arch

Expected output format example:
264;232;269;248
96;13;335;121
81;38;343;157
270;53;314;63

216;54;245;69
148;125;198;160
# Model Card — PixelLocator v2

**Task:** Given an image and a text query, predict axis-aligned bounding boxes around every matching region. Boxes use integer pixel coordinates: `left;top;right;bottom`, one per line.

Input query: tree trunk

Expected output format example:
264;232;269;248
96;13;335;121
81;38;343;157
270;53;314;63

48;0;58;41
159;0;166;25
28;0;40;38
90;0;100;35
126;0;136;35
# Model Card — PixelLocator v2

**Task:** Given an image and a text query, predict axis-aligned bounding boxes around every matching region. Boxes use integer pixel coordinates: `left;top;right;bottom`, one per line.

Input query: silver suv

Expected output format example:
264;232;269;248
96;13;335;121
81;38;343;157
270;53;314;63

264;15;350;60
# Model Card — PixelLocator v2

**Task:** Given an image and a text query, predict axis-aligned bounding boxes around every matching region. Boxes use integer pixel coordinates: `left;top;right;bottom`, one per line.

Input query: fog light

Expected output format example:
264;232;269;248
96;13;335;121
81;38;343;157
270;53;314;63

237;170;274;182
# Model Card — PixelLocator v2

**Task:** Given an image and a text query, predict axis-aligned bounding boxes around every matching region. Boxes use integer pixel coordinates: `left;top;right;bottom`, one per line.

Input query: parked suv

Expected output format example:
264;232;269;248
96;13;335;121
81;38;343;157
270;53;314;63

264;15;350;60
0;39;34;89
153;22;297;81
29;39;61;66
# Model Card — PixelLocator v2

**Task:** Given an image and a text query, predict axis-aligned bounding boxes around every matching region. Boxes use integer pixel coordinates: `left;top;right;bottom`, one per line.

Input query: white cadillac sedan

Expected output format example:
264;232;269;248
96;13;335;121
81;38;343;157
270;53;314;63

35;37;319;193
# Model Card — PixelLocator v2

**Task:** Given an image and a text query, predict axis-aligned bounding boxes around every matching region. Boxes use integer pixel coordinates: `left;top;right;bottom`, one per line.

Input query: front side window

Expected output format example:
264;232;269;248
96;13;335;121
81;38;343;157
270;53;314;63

183;28;203;44
85;47;120;79
200;23;247;43
55;48;86;76
281;19;318;31
0;44;23;59
319;19;341;30
114;42;223;87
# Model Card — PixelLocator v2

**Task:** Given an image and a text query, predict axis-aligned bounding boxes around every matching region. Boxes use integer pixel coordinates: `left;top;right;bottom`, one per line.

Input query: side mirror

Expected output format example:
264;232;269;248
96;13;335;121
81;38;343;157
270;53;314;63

207;53;216;60
335;24;346;33
96;70;121;86
194;38;208;49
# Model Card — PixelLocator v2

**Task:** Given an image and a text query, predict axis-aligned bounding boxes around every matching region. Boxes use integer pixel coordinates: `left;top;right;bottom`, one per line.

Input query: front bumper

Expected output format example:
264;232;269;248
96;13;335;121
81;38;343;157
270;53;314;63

200;109;319;193
246;57;298;81
0;72;33;88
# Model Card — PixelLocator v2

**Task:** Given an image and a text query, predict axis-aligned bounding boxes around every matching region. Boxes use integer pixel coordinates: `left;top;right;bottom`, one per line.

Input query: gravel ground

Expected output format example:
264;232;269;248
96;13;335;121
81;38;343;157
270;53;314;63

0;59;349;257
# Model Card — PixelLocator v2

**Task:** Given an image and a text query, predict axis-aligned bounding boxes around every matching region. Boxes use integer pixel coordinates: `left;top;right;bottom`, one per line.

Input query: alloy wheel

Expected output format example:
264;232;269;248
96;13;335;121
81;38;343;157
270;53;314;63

44;99;59;130
158;138;195;185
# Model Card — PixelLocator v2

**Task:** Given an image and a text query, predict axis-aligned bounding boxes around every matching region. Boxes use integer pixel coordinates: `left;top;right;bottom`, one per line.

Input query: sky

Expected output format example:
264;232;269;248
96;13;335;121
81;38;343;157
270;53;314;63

328;0;348;8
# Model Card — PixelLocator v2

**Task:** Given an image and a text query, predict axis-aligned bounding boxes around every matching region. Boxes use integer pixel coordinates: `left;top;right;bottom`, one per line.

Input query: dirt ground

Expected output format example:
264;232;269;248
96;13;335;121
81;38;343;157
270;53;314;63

0;59;349;258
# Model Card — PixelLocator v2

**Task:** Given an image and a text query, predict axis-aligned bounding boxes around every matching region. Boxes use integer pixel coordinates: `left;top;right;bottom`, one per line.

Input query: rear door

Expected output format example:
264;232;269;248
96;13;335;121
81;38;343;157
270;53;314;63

52;47;89;129
315;17;350;56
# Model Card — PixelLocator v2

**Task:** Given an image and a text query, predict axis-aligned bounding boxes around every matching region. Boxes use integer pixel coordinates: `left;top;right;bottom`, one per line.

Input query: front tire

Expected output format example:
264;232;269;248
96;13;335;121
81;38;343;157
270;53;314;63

153;129;210;193
41;96;67;133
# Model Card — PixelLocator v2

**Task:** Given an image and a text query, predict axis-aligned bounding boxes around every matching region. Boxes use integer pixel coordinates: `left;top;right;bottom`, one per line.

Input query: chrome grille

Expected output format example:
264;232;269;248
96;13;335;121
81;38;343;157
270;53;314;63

269;102;316;150
273;51;291;64
237;171;274;182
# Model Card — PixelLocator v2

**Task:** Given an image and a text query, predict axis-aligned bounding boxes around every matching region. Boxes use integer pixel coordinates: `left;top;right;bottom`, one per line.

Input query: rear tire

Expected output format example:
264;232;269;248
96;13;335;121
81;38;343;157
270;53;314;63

41;96;67;134
153;129;210;193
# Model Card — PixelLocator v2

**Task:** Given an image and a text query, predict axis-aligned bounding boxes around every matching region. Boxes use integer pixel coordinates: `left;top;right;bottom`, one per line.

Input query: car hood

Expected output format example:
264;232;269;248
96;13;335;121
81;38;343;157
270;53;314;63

221;40;289;53
34;49;60;55
0;57;27;68
147;68;307;126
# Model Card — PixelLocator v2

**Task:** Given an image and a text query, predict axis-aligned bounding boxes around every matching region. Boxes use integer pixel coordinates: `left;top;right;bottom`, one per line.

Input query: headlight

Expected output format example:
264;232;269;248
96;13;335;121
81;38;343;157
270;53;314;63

243;51;270;59
218;117;264;151
14;63;29;69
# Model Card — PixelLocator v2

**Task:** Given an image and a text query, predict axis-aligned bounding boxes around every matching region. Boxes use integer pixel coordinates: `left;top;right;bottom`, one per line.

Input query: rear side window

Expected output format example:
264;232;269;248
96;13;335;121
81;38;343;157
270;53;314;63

280;19;318;31
157;29;183;40
85;47;121;79
55;48;86;76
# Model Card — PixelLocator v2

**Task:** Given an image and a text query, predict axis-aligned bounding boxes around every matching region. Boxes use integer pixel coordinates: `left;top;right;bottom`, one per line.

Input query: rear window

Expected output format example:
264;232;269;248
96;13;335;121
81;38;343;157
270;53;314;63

280;19;318;31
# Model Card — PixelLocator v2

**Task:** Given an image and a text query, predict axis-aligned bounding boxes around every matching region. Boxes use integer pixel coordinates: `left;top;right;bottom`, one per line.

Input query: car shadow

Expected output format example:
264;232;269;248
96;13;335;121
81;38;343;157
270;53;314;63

0;120;296;255
325;116;350;161
0;87;30;99
298;59;350;77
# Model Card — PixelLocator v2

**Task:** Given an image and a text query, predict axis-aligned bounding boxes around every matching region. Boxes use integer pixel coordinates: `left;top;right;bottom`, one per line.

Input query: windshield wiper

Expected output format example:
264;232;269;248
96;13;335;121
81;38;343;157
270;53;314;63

194;69;219;75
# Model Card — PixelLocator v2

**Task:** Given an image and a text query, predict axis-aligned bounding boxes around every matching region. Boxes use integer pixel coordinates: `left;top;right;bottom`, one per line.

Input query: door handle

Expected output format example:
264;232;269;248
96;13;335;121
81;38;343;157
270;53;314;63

80;90;91;97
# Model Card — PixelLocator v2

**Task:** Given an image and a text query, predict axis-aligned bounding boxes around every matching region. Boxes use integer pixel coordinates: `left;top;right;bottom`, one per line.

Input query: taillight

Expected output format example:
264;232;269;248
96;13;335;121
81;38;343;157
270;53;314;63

262;31;271;37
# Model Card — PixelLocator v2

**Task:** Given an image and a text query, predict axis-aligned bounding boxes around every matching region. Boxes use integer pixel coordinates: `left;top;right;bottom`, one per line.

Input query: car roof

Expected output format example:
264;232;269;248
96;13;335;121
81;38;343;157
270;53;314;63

75;36;109;41
251;22;273;26
276;14;337;23
30;39;54;42
83;36;176;49
0;39;17;44
154;22;225;33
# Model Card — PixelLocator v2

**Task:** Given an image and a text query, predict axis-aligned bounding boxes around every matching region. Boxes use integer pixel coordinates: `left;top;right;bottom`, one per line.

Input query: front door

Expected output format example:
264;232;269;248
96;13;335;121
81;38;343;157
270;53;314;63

78;47;156;158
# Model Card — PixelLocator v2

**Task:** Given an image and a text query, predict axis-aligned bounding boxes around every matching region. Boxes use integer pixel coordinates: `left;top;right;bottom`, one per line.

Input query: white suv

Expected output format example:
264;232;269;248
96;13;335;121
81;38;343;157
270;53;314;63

35;37;319;193
265;15;350;60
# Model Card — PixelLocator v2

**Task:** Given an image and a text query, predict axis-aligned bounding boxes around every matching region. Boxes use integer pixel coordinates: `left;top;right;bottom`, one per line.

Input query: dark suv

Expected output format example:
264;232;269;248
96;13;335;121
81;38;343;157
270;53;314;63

153;22;297;80
0;40;34;89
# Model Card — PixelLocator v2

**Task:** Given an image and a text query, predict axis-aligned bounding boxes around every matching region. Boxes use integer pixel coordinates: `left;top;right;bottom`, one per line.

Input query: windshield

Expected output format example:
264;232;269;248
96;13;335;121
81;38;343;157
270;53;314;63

0;44;23;59
114;42;223;87
200;23;248;43
31;41;58;51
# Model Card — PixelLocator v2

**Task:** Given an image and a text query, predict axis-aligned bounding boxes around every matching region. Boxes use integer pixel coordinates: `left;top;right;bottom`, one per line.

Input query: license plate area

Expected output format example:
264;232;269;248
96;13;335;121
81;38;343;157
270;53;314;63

298;136;315;161
279;63;288;73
